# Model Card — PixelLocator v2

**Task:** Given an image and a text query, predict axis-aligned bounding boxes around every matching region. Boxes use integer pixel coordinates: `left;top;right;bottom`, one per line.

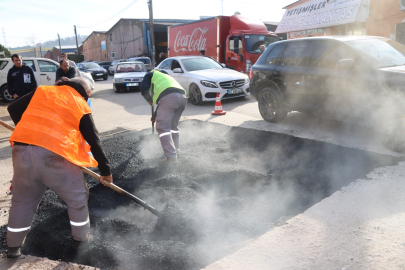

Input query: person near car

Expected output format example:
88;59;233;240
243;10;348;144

7;54;38;100
259;45;265;55
55;59;78;83
61;53;82;77
200;50;205;56
5;77;112;258
156;52;166;66
140;70;187;163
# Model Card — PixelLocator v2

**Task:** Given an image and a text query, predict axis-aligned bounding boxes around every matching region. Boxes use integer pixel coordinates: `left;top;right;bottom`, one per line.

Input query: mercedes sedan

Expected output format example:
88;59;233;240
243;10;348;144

155;56;250;105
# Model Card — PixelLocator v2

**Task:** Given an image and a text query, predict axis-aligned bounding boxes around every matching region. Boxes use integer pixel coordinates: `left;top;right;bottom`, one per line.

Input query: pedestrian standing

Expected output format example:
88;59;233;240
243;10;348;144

6;54;37;100
140;70;187;163
6;77;112;258
55;59;78;83
156;52;166;66
61;53;82;77
200;50;205;56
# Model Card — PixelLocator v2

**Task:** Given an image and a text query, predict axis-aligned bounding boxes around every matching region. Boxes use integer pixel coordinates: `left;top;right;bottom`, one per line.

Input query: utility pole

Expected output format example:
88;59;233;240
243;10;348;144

74;25;79;55
148;0;156;66
57;34;62;61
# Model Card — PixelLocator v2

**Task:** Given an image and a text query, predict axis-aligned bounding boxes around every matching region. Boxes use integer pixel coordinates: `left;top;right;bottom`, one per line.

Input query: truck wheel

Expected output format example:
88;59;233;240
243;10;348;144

189;84;204;105
258;88;287;122
0;85;15;103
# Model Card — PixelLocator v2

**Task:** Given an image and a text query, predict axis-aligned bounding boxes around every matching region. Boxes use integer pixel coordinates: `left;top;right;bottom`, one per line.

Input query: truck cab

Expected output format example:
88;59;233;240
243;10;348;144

226;33;279;73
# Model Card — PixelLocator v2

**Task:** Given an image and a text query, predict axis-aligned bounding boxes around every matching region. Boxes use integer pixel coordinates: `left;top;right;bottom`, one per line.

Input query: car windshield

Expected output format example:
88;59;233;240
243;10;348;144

83;63;101;69
133;58;151;64
346;39;405;68
116;63;146;73
244;35;280;54
181;57;222;71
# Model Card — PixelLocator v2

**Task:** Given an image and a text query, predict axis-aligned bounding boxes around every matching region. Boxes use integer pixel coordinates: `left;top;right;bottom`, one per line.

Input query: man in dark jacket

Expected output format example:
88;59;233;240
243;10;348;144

55;59;78;83
7;54;37;100
156;52;166;66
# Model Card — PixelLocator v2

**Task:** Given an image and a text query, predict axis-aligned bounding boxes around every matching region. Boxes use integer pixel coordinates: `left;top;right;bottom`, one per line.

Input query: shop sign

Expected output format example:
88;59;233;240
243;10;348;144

276;0;362;33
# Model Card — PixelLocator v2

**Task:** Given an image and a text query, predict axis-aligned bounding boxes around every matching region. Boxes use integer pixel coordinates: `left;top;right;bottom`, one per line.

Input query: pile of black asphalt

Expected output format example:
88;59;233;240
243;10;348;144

0;120;401;269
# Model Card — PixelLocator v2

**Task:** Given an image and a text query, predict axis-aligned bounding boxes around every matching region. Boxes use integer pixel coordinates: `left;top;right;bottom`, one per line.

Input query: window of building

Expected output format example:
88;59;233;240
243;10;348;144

110;34;112;41
281;41;312;67
111;51;115;58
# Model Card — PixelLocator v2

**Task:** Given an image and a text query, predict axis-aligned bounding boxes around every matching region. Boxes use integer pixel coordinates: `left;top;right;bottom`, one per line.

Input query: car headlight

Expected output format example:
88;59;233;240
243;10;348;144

200;80;218;88
245;77;250;84
113;78;116;83
86;70;92;73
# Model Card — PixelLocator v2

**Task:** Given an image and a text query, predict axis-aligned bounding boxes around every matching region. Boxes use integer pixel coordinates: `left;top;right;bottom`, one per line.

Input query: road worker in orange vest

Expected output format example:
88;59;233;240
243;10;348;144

5;77;112;258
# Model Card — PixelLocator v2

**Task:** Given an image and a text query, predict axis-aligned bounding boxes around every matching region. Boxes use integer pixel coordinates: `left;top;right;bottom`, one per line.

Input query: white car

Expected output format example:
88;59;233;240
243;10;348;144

0;57;94;103
155;56;250;105
112;61;147;93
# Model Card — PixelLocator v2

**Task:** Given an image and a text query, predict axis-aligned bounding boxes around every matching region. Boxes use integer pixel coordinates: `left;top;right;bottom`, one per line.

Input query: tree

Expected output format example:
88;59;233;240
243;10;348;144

0;43;11;58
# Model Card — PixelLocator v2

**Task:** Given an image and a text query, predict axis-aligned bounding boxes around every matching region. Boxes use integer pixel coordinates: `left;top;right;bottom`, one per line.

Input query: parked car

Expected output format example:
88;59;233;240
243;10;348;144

250;36;405;151
113;61;147;93
109;59;127;75
127;57;152;71
96;61;112;72
155;56;250;105
77;62;108;80
0;57;94;102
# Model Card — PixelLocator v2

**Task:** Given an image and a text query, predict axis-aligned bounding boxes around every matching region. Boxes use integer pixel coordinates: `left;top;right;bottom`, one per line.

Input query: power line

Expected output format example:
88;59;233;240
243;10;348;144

78;0;140;29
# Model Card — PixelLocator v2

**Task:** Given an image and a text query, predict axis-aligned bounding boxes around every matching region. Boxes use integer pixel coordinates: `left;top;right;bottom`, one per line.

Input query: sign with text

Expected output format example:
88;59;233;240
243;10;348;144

275;0;362;33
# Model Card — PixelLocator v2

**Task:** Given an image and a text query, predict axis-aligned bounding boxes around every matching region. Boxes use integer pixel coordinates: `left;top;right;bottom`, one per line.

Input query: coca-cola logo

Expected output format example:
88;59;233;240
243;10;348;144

174;27;208;52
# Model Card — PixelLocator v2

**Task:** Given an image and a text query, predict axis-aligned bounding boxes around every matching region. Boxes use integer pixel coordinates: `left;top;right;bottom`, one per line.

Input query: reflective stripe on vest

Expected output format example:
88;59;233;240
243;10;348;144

150;70;186;105
7;226;31;232
9;85;98;168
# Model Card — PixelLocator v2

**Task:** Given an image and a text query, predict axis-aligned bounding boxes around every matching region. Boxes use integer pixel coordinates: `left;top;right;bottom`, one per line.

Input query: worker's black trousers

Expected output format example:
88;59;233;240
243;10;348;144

7;145;90;248
156;93;187;159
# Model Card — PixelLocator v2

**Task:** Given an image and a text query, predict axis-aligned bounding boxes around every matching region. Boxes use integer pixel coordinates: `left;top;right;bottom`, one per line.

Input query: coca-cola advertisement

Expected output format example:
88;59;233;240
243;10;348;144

169;19;218;57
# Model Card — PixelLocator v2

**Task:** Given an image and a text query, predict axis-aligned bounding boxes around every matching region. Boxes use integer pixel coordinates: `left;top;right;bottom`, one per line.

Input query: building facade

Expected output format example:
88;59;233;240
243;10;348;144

277;0;405;43
82;31;107;61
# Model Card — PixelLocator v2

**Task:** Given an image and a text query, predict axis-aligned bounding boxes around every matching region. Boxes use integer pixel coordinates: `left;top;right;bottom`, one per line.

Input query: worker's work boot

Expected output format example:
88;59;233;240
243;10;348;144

7;246;21;258
159;156;178;164
71;235;93;249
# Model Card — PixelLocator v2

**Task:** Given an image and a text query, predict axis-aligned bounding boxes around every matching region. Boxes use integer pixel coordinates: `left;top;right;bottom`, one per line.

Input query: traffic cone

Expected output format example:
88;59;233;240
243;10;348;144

211;93;226;115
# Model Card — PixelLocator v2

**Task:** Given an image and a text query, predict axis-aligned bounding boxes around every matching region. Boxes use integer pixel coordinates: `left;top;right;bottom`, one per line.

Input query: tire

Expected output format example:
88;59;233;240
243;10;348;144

189;84;204;105
113;84;121;93
0;85;15;103
103;75;108;80
258;88;287;123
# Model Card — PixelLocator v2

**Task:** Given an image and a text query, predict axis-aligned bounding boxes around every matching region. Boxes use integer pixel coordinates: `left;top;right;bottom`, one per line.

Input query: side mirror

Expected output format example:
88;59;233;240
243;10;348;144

233;38;239;54
335;59;355;70
221;63;226;68
173;68;183;73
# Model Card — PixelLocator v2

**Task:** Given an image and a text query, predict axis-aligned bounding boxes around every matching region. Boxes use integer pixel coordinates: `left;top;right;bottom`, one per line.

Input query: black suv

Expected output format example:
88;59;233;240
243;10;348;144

250;36;405;150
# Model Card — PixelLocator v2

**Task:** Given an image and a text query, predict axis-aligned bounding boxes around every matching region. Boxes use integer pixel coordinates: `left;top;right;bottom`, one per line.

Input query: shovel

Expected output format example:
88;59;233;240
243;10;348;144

139;83;158;141
0;119;161;217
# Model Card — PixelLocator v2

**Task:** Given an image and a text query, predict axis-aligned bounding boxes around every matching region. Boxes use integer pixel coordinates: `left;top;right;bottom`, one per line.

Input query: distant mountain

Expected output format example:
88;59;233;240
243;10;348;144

10;34;88;51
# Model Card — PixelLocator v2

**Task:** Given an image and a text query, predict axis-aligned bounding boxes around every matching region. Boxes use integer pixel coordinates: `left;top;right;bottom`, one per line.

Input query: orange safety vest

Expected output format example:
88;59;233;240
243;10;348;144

9;85;98;168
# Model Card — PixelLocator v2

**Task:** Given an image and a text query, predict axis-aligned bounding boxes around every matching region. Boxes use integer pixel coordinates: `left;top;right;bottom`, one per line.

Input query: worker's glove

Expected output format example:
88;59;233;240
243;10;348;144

151;117;155;123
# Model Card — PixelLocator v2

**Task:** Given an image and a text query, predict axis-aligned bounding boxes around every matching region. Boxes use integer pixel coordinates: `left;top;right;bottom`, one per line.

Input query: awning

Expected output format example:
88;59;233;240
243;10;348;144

276;0;363;34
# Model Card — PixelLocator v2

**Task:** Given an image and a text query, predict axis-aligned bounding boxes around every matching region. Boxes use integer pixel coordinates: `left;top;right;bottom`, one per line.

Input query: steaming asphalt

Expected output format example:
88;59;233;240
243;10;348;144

0;120;399;269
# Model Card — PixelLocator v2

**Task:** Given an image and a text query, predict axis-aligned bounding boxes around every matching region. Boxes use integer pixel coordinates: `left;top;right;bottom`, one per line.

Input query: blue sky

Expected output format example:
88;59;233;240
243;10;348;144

0;0;293;47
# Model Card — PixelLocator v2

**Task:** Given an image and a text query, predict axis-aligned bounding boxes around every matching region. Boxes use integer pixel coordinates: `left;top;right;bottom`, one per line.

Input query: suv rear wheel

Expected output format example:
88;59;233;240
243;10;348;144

258;88;287;122
0;85;15;103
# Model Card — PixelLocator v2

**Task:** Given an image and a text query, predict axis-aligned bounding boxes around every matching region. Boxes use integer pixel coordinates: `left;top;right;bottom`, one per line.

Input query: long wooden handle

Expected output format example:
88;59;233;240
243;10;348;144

151;83;155;134
0;119;160;217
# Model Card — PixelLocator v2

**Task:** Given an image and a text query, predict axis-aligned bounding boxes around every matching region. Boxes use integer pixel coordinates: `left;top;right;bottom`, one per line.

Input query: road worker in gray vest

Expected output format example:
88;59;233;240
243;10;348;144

140;70;187;163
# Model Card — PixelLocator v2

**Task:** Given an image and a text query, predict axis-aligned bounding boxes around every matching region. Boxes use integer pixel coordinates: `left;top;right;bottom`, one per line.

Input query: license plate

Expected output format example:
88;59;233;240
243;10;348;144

126;83;139;86
96;73;103;76
227;89;243;94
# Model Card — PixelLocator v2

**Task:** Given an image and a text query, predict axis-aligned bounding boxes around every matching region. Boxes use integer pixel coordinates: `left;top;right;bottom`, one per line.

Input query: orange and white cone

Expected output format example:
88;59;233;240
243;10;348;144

211;93;226;115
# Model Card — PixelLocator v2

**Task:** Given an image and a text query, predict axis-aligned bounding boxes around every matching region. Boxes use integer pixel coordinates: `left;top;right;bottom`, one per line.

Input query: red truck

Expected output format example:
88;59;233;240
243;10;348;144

168;15;279;73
